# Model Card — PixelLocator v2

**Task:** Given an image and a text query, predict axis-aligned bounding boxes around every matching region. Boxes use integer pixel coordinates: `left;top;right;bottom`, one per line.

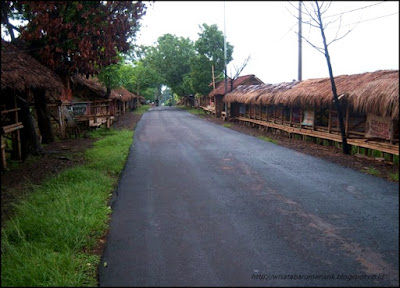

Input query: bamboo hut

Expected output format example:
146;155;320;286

201;74;264;118
1;40;64;169
224;70;399;160
69;75;114;128
110;87;138;116
69;75;142;129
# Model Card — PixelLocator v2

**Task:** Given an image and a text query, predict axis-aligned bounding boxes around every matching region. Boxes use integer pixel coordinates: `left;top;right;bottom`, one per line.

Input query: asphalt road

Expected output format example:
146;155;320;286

99;106;399;287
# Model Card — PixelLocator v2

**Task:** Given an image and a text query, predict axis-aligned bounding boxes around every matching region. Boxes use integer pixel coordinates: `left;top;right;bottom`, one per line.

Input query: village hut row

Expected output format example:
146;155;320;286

1;40;144;169
200;74;264;119
200;70;399;160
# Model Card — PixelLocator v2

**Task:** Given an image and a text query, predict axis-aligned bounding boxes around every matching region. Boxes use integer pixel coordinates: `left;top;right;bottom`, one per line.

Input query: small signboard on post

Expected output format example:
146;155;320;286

72;103;87;116
365;114;392;140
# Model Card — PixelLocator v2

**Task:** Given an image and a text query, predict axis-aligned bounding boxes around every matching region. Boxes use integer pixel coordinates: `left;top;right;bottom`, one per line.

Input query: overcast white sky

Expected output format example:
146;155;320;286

136;1;399;84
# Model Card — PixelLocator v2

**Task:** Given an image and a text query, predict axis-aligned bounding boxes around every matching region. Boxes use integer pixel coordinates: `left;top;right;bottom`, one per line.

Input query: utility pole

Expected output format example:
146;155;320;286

298;1;302;81
223;1;228;116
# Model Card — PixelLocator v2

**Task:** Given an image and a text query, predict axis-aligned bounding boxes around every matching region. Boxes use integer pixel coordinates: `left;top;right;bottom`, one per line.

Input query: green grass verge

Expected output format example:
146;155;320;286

1;128;134;287
363;167;381;177
389;172;399;182
134;104;150;115
222;123;232;128
177;106;206;115
258;135;278;144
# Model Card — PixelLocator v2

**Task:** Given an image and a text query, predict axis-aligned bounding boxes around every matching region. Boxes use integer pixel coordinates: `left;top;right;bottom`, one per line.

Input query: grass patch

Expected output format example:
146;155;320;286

363;167;381;177
222;123;232;128
258;135;278;144
1;128;134;287
389;172;399;182
178;106;206;115
134;104;150;115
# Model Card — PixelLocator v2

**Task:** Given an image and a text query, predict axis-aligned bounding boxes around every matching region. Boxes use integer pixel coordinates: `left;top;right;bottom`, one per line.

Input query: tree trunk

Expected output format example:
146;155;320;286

18;96;43;159
106;86;111;98
136;84;140;109
33;89;55;144
316;3;349;154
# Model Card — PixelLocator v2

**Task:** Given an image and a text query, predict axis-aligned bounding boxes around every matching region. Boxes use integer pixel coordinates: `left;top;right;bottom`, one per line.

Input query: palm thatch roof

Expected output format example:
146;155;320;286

1;39;63;92
70;75;107;99
111;87;138;101
209;74;264;97
224;70;399;120
71;74;141;102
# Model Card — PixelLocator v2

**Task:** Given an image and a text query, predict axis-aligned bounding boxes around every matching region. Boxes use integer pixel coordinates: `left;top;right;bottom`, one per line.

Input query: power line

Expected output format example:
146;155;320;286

327;11;399;29
324;1;386;18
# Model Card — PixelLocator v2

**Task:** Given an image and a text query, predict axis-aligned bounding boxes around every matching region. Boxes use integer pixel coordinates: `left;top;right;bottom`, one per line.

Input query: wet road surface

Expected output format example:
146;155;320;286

99;106;398;287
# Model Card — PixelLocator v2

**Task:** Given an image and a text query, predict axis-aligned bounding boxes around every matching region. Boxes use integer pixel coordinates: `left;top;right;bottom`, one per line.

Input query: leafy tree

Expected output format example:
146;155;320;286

97;54;124;97
2;1;146;144
146;34;196;96
189;54;214;95
190;23;234;95
195;23;233;73
16;1;146;79
120;61;161;106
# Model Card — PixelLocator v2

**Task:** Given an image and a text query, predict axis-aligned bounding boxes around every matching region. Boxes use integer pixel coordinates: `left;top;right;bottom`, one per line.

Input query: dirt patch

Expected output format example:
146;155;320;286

1;111;142;223
197;113;398;183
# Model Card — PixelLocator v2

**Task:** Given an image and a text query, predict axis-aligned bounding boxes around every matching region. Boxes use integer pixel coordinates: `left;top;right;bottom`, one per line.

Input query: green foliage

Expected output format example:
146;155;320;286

394;155;399;166
145;34;196;96
120;61;161;96
195;23;233;72
134;104;151;115
222;123;232;128
389;172;399;182
363;167;381;177
189;24;234;95
12;1;147;77
1;128;134;287
97;55;124;91
258;135;278;144
189;54;214;95
178;106;206;115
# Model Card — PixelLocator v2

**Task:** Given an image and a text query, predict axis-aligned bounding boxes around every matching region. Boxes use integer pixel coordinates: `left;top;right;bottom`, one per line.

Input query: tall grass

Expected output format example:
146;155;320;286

1;128;134;287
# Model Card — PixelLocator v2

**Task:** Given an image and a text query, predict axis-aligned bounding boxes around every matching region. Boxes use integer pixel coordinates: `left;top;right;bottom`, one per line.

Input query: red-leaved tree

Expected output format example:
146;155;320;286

19;1;146;79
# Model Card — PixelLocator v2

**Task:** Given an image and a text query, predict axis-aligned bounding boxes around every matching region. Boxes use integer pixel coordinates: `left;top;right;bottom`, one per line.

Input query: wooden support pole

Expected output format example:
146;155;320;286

328;105;332;133
1;135;7;169
14;94;22;160
345;103;349;137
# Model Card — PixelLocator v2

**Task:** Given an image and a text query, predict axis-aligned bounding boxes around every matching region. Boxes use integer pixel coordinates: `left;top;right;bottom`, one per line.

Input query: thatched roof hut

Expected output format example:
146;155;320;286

70;75;108;100
224;70;399;120
110;87;137;102
1;39;63;93
209;74;264;97
71;75;143;103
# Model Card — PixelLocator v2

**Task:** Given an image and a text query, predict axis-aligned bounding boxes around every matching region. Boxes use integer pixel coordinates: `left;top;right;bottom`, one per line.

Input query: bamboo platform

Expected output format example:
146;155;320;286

236;116;399;156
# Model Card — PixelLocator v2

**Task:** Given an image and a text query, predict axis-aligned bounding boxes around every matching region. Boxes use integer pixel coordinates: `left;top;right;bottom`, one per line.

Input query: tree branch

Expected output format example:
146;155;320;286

294;31;325;55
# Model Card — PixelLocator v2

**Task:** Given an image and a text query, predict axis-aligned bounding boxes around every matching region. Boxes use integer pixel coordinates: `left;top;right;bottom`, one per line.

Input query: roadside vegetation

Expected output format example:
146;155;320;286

134;104;151;115
178;106;207;115
1;126;135;286
258;135;278;144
